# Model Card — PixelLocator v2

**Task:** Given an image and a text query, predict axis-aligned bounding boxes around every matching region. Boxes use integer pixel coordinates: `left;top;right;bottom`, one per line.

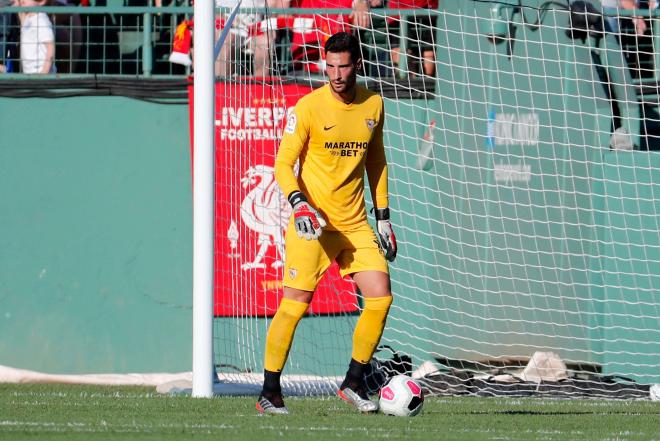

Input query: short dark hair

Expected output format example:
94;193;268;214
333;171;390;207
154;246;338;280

324;32;361;64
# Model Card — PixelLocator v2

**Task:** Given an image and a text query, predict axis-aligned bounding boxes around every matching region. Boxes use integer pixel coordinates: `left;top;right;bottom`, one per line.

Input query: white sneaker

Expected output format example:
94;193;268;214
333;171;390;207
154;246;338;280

338;387;378;413
256;395;290;415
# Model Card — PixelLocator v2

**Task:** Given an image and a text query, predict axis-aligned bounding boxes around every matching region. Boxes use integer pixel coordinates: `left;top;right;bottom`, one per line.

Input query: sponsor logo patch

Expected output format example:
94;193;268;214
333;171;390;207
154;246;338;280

285;112;297;134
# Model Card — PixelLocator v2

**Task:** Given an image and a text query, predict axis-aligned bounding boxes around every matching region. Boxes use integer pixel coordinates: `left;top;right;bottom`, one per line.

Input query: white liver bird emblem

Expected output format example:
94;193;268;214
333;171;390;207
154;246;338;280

239;165;291;270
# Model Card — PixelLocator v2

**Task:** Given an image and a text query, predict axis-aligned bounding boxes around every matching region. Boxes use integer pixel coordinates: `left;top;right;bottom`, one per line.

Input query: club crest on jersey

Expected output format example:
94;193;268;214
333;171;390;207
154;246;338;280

365;119;377;131
289;267;297;280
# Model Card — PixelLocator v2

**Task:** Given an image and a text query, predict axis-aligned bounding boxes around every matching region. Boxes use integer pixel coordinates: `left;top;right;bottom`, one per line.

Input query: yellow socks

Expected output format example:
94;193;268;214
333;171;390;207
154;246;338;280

264;295;392;371
351;295;393;364
264;298;309;372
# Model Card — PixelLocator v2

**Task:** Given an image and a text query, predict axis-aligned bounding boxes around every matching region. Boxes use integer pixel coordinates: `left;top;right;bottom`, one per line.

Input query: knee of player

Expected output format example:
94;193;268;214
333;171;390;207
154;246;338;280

366;279;392;299
283;287;314;304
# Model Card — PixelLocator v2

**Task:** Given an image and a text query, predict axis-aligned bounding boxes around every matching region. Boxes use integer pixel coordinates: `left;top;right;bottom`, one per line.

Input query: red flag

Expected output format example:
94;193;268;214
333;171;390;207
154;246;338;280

169;20;193;66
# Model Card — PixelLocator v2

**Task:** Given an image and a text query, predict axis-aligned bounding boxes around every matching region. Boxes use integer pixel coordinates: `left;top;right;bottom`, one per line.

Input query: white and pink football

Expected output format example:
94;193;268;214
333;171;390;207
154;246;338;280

378;374;424;417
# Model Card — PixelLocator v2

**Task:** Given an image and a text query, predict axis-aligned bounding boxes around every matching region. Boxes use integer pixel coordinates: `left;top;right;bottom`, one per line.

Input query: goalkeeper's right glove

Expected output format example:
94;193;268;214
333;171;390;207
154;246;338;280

375;207;397;262
288;191;327;240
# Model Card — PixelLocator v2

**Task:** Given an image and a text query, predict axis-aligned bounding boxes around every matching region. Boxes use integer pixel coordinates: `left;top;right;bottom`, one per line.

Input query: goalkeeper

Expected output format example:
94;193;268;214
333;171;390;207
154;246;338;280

256;31;397;415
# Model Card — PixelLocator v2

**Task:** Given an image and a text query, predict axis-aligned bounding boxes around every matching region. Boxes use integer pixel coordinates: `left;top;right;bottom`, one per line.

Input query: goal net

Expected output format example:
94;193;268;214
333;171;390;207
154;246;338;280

208;0;659;398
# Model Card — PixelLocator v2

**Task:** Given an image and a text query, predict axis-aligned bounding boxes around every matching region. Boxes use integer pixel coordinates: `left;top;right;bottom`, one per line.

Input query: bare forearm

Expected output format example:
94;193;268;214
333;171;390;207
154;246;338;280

41;42;54;74
267;0;290;8
619;0;637;9
352;0;369;11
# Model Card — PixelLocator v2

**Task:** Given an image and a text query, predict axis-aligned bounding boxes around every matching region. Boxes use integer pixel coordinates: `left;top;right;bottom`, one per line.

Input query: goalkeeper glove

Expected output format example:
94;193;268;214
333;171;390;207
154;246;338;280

288;191;327;240
375;207;397;262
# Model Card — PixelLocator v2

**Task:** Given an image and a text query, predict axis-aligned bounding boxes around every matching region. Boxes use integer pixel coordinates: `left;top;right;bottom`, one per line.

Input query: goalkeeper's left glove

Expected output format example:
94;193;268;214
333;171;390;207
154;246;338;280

375;207;397;262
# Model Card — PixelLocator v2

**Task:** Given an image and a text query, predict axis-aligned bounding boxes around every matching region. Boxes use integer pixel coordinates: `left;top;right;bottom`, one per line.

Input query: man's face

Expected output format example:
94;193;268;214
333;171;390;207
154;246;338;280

326;51;360;95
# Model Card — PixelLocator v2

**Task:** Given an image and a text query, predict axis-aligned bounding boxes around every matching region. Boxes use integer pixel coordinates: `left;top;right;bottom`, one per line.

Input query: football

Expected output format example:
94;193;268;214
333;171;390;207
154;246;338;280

378;374;424;417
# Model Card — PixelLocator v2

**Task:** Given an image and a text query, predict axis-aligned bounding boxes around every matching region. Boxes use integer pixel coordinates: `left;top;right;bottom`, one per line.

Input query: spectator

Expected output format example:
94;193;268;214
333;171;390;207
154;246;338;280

621;1;657;79
15;0;55;73
625;0;658;35
215;0;280;77
287;0;371;73
48;0;83;73
601;0;623;32
386;0;437;77
0;0;11;70
172;0;370;75
600;1;658;79
601;0;656;35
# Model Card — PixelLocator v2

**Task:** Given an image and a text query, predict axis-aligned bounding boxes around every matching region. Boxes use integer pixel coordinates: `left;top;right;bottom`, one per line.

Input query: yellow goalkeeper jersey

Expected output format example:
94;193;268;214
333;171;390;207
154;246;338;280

275;84;389;231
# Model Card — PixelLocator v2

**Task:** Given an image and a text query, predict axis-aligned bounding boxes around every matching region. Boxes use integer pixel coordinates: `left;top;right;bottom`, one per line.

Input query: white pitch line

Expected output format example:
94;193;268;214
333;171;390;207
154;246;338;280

0;420;236;432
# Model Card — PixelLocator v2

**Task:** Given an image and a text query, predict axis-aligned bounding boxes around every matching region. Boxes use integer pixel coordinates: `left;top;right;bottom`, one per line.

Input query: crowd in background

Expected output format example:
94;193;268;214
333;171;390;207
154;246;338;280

210;0;438;77
0;0;658;77
0;0;440;76
599;0;659;79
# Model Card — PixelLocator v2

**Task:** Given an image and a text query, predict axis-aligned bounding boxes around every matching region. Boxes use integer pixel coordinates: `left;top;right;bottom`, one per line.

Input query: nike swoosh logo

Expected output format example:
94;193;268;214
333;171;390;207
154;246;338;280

323;125;336;131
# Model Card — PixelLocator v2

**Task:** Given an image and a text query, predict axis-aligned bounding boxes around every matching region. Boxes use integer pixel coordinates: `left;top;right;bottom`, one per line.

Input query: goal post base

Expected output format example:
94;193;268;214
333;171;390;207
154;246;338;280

157;373;342;397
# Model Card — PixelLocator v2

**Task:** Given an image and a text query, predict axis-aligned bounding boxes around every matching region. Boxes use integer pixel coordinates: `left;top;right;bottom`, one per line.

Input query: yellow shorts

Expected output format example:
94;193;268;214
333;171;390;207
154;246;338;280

283;221;389;291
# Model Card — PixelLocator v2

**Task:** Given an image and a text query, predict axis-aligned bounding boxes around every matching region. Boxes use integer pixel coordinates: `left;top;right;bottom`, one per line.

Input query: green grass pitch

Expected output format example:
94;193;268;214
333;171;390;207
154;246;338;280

1;384;658;440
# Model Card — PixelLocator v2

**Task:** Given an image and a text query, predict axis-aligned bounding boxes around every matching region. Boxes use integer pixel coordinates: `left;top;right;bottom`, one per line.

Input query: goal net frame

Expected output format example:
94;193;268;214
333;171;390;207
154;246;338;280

192;0;660;399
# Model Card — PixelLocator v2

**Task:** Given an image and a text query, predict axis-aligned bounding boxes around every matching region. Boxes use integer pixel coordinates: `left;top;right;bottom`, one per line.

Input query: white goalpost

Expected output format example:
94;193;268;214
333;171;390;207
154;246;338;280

192;0;216;399
192;0;659;399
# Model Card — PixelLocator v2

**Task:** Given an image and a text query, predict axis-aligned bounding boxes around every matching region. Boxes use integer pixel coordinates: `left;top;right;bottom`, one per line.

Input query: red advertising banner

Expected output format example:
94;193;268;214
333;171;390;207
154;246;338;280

189;80;359;317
